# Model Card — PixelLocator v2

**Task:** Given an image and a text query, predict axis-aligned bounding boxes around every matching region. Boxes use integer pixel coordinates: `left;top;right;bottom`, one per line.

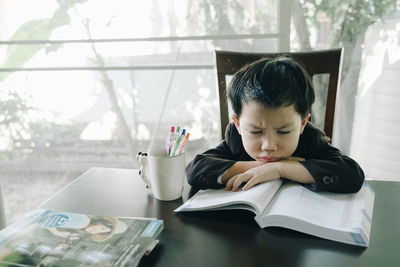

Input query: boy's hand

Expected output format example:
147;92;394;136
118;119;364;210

225;162;280;191
224;157;307;191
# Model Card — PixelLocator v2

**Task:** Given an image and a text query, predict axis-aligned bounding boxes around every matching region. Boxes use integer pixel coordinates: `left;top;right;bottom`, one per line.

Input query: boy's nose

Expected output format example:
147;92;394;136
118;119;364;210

261;137;277;152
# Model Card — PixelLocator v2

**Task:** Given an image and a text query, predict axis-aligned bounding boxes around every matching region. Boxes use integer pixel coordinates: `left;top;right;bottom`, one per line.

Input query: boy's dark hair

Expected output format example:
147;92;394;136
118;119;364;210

227;56;315;119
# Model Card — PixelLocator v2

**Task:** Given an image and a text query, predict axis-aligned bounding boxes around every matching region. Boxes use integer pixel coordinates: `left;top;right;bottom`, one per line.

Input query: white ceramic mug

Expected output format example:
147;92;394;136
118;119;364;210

136;148;185;201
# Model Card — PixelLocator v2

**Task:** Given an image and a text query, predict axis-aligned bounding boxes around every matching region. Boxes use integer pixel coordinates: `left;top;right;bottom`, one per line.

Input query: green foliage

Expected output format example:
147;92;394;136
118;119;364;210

301;0;396;46
0;0;88;148
0;19;51;72
0;90;32;141
0;89;83;152
0;0;88;81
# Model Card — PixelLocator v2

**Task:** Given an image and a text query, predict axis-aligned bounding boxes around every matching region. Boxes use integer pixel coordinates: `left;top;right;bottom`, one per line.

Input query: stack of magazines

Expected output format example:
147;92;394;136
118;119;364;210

0;209;163;266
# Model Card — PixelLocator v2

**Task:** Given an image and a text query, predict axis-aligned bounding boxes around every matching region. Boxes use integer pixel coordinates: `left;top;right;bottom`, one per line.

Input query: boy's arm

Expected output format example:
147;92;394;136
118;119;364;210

186;123;248;189
225;146;364;193
224;159;314;191
226;123;365;193
298;144;364;193
294;123;364;193
185;144;236;189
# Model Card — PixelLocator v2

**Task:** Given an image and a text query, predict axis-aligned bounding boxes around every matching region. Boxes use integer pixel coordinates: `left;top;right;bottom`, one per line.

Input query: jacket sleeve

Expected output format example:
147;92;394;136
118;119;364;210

297;124;365;193
185;124;244;189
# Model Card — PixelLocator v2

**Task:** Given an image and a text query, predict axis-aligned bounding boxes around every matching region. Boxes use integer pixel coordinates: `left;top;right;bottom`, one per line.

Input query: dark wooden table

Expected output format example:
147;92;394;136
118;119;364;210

41;167;400;267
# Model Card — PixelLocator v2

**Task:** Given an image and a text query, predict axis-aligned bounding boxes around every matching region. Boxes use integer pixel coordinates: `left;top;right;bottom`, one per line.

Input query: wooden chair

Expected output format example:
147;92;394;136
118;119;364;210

215;48;343;140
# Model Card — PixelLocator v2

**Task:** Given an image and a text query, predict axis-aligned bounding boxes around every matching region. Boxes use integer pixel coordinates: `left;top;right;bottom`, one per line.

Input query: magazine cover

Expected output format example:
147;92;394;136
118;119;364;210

0;209;163;266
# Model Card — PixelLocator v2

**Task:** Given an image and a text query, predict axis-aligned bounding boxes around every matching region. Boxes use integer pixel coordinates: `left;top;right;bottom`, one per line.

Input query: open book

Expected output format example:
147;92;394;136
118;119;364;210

175;180;375;247
0;209;163;266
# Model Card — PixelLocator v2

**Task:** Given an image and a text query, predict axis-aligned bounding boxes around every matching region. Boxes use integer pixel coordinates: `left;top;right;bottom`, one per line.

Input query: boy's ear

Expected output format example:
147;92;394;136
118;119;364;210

300;113;311;134
231;115;241;135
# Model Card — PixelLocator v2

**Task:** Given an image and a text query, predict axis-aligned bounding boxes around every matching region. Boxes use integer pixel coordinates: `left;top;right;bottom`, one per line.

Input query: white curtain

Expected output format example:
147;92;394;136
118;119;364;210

350;18;400;181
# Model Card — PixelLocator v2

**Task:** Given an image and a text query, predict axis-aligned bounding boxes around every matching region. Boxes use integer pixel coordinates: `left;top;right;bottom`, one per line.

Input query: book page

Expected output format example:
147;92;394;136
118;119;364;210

175;179;282;215
261;183;373;231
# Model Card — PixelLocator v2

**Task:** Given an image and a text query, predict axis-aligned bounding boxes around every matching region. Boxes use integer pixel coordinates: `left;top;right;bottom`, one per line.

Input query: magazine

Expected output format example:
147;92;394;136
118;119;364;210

175;180;375;247
0;209;163;266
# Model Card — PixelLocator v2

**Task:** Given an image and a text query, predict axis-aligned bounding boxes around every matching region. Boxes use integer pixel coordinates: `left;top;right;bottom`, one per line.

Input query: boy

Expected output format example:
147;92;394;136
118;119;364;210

186;57;364;193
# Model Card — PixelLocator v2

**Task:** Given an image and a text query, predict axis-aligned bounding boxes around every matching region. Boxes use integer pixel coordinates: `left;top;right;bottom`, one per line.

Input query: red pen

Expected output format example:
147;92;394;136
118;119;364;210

165;126;175;155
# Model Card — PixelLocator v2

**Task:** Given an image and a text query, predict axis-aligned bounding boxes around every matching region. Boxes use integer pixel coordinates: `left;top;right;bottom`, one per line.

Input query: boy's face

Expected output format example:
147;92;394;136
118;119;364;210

232;101;309;163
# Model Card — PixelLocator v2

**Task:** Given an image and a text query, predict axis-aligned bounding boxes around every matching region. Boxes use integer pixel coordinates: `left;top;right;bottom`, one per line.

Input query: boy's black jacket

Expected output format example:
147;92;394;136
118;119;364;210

186;122;365;193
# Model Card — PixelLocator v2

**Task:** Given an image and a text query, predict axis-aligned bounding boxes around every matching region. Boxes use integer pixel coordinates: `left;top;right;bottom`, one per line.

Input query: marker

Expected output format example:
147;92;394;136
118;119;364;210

177;132;190;155
175;126;181;140
165;126;175;155
170;129;185;157
173;129;187;156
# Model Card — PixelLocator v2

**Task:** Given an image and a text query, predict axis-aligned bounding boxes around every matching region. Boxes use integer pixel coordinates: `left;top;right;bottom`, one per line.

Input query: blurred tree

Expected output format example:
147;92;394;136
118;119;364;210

0;0;137;158
187;0;277;51
294;0;396;76
79;18;136;158
0;0;88;81
0;90;32;156
0;89;81;160
0;0;88;155
292;0;396;152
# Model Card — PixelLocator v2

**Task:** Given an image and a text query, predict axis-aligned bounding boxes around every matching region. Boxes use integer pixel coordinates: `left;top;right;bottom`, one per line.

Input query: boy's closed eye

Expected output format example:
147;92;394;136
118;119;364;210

249;130;291;135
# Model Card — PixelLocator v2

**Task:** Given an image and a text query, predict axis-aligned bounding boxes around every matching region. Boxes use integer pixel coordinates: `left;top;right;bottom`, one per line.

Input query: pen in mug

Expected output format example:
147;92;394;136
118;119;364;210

173;129;187;157
174;126;180;141
165;126;175;155
170;129;185;157
177;132;190;155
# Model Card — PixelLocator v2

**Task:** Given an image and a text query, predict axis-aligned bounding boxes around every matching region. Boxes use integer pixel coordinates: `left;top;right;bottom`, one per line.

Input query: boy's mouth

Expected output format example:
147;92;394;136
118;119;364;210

259;156;280;163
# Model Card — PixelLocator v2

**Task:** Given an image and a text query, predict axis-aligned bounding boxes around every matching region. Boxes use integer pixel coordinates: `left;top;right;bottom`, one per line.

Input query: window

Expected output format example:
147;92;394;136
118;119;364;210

0;0;290;223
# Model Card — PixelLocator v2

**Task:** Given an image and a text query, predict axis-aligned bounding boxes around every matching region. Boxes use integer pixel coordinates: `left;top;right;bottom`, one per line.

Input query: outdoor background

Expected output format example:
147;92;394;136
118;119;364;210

0;0;399;225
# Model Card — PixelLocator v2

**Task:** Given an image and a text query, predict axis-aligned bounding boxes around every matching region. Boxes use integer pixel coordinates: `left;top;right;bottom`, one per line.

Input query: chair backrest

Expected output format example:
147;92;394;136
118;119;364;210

215;48;343;140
